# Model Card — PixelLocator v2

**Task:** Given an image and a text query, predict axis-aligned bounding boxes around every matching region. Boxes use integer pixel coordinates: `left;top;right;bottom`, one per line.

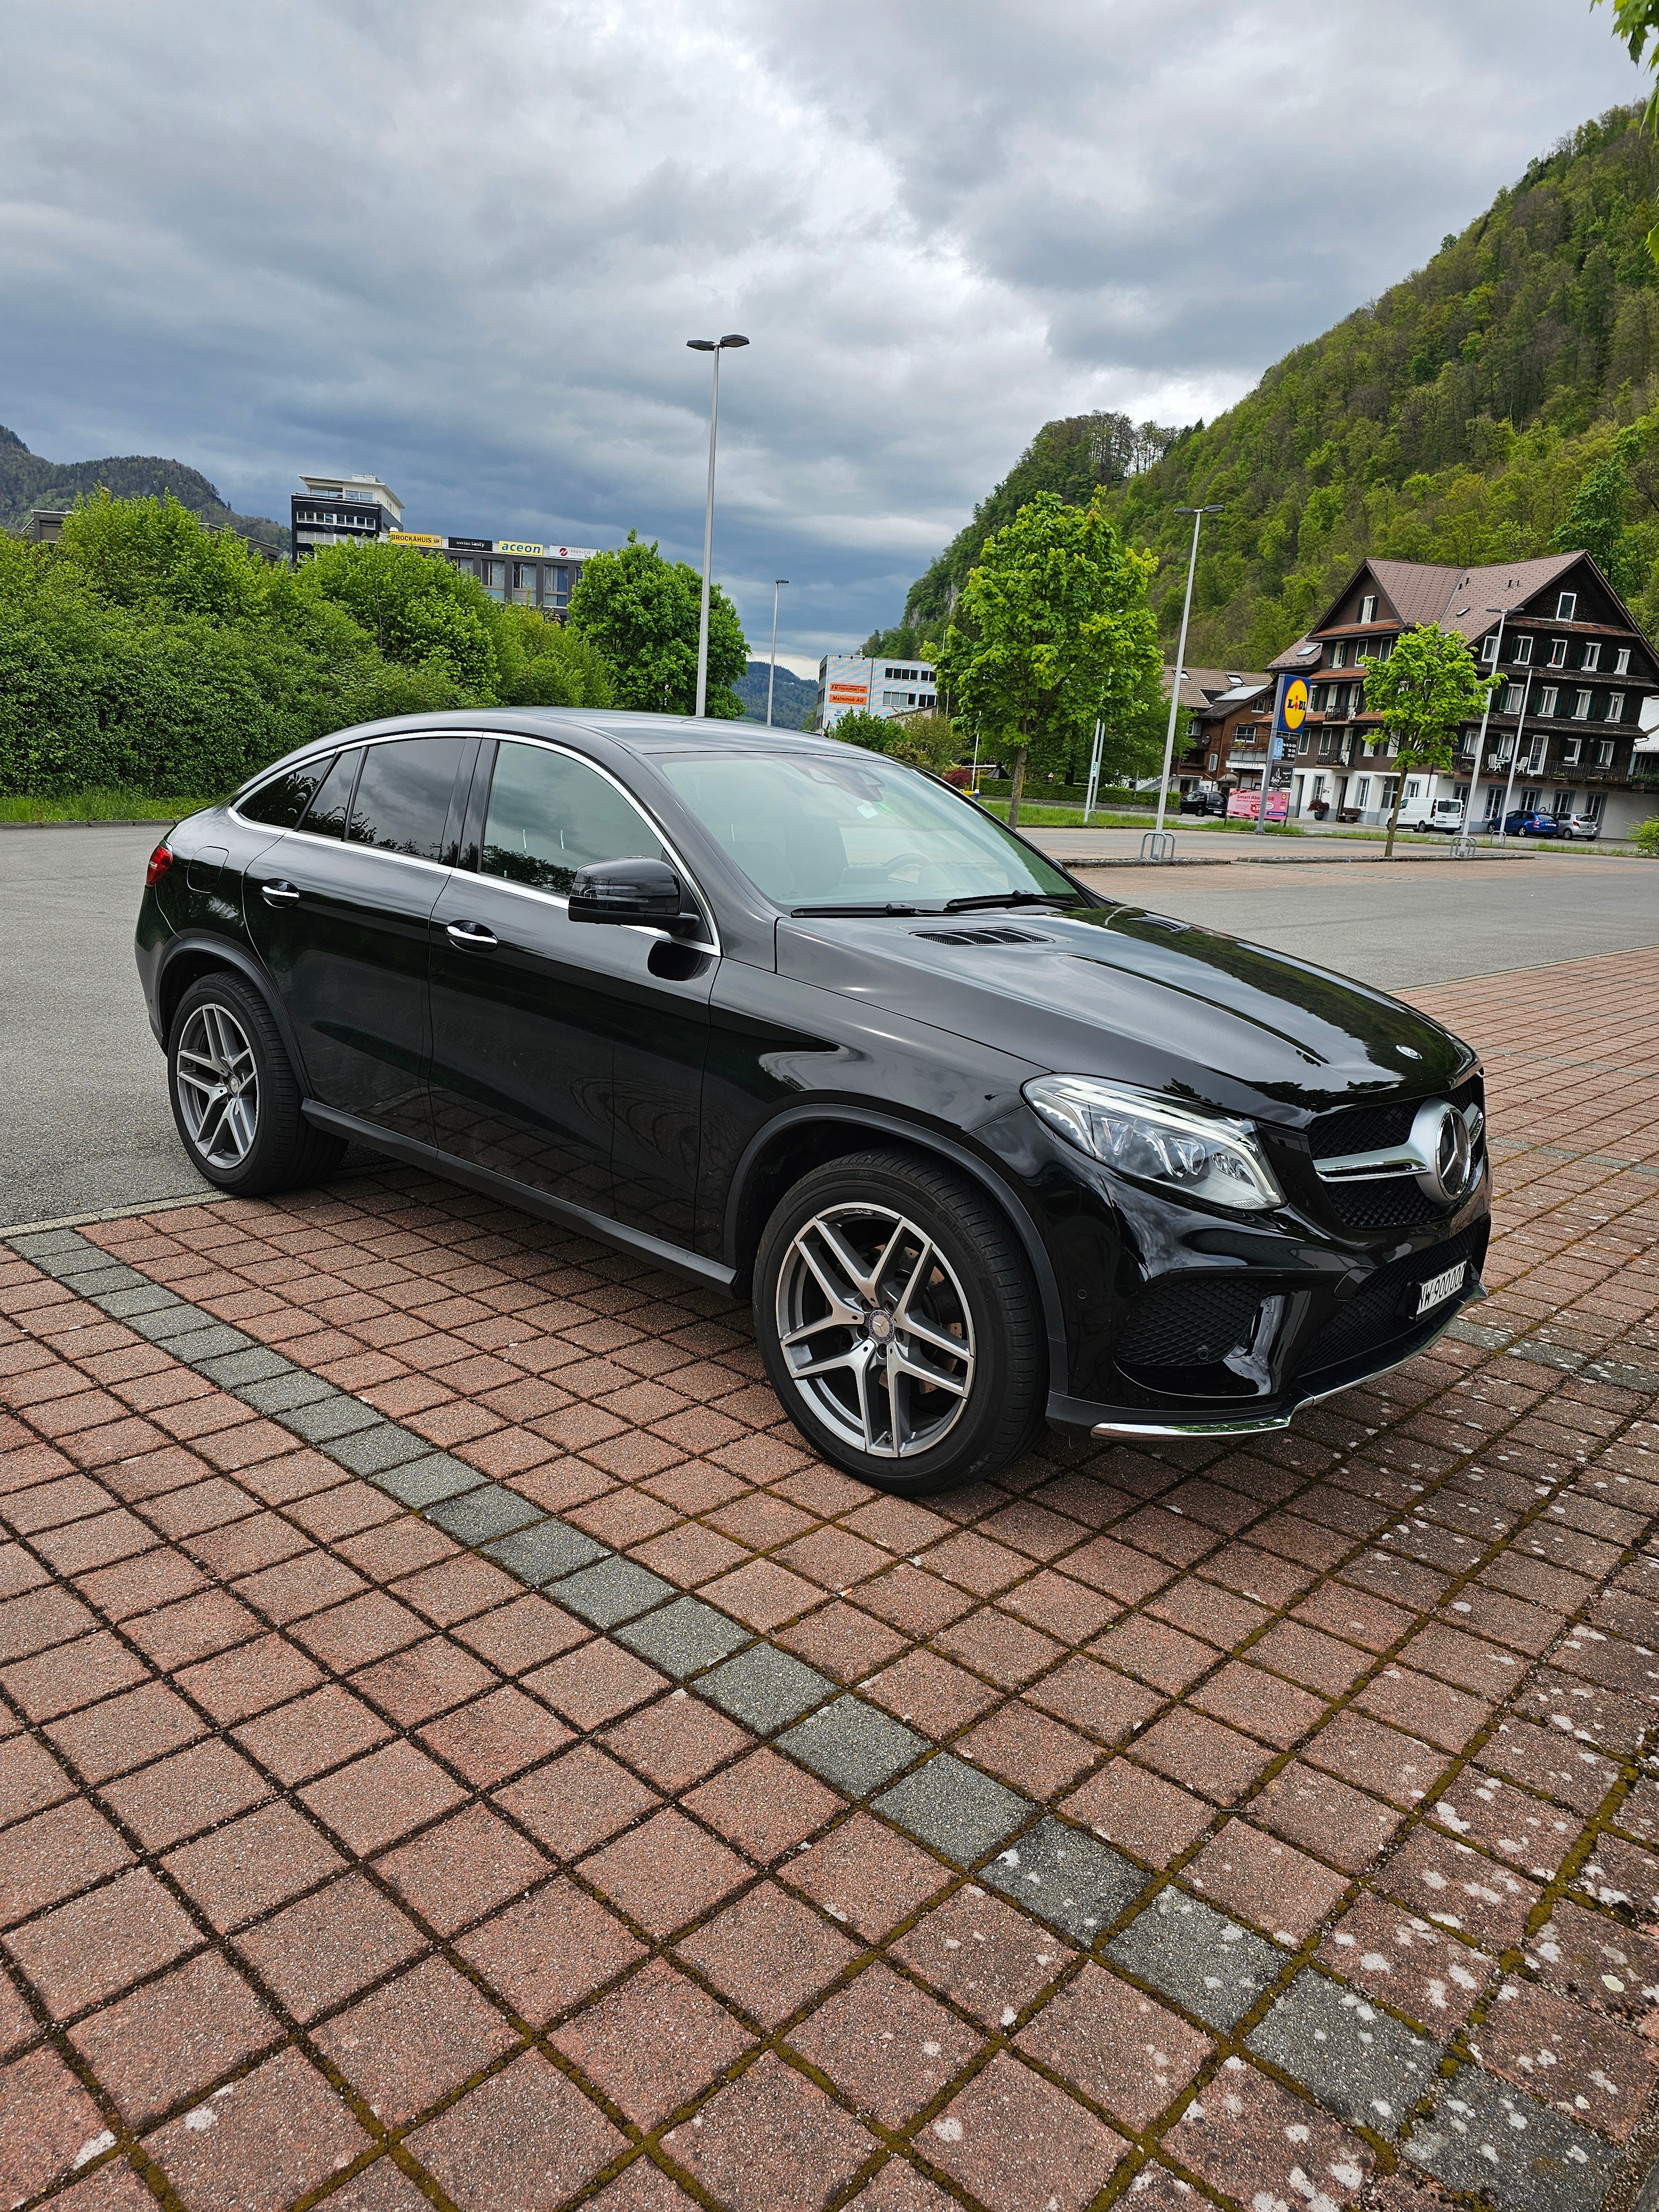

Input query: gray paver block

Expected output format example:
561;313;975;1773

483;1519;608;1585
554;1557;676;1629
777;1695;924;1798
428;1485;545;1547
1247;1966;1443;2131
92;1285;181;1318
129;1303;228;1344
239;1371;337;1415
981;1815;1149;1943
1105;1888;1286;2032
615;1597;752;1677
700;1645;834;1734
195;1347;295;1389
326;1421;435;1477
873;1754;1032;1865
8;1230;90;1260
57;1262;144;1295
368;1454;488;1508
282;1394;385;1443
1404;2065;1617;2212
171;1324;255;1363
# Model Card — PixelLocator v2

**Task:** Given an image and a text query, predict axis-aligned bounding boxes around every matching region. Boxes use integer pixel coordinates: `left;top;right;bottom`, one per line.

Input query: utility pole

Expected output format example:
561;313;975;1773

1454;606;1506;854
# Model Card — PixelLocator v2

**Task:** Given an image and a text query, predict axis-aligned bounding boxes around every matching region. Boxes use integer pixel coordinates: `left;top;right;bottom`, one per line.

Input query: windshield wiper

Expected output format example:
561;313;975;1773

942;891;1074;912
790;901;926;917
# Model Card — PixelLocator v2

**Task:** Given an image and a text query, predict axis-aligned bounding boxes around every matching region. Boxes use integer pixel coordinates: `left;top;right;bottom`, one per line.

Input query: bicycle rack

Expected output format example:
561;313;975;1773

1139;830;1177;862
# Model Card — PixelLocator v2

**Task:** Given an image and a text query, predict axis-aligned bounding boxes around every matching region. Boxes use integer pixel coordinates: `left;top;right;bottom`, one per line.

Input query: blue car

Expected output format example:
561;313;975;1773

1502;810;1565;838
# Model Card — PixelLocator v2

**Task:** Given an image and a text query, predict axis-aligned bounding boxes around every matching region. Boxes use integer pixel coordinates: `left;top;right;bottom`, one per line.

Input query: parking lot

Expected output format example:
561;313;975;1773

4;936;1659;2210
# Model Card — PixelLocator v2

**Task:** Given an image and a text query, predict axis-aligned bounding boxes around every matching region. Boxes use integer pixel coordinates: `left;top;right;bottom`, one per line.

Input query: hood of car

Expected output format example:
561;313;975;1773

776;903;1470;1124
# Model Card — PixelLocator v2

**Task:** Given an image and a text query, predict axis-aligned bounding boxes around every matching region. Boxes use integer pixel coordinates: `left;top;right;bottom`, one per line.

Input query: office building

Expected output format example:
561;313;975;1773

290;473;597;613
815;654;938;729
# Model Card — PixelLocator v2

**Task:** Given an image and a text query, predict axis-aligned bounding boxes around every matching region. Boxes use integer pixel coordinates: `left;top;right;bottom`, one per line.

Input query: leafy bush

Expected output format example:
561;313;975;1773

1631;816;1659;854
0;491;625;800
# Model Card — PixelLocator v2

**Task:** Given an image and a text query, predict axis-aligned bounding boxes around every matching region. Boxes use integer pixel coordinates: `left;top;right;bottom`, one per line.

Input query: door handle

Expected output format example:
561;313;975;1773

260;880;300;905
445;920;498;947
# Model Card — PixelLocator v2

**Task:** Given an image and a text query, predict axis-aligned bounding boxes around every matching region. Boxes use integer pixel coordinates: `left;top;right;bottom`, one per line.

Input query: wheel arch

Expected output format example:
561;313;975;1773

156;937;305;1071
722;1105;1071;1392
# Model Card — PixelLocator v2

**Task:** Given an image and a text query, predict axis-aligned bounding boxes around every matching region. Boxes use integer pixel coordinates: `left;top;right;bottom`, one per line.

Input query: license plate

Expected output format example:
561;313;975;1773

1415;1261;1467;1317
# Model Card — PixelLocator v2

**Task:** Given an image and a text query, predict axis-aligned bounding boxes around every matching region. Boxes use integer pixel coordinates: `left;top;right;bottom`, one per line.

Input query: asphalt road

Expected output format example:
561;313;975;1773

5;825;1658;1228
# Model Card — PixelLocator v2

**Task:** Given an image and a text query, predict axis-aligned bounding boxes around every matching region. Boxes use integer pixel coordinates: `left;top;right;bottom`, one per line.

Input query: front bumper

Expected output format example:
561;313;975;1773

1046;1271;1485;1440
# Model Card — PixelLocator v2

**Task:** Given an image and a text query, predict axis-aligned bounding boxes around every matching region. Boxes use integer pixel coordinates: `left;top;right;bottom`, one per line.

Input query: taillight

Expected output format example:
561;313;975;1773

145;842;174;889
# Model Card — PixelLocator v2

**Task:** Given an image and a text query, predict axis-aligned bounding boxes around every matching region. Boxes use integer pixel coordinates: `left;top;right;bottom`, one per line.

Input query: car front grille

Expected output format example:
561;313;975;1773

1307;1074;1485;1234
1307;1099;1418;1160
1298;1224;1484;1380
1117;1276;1264;1369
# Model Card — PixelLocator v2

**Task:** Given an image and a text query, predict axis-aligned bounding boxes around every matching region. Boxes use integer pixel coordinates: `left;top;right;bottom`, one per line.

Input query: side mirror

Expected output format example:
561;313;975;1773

569;855;694;930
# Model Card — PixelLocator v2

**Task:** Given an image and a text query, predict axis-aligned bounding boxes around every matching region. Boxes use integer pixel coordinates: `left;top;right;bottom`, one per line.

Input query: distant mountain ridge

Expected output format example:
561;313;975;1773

733;656;816;727
0;424;288;549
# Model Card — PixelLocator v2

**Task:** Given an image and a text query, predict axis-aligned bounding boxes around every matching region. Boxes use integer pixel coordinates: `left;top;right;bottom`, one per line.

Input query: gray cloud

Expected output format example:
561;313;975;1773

0;0;1645;655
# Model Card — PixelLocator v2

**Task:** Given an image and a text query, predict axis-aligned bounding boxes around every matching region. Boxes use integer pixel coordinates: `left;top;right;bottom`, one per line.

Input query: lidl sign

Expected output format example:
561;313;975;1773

1276;677;1310;734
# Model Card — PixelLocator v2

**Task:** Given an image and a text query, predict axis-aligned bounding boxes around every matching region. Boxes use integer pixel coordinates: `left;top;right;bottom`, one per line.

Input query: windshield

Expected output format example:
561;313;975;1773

658;750;1076;908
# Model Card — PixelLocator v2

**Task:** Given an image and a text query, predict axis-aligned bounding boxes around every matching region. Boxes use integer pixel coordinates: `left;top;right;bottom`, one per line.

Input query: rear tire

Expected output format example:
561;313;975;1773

166;973;346;1197
754;1148;1047;1496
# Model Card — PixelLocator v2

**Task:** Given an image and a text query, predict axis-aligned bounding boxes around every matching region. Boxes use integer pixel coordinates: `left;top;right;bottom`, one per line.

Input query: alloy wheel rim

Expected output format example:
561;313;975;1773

775;1203;975;1458
175;1003;259;1167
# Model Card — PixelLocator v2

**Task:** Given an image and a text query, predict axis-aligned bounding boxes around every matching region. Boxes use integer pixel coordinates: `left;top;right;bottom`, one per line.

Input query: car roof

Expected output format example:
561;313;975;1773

275;708;856;765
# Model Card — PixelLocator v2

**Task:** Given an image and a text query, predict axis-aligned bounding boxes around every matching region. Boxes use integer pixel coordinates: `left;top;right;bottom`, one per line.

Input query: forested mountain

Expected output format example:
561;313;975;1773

894;107;1659;669
0;425;288;550
733;656;816;726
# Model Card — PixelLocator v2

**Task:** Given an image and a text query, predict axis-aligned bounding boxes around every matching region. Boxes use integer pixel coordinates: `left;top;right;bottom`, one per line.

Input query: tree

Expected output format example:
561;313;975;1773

494;604;614;708
298;540;502;699
830;707;962;773
1551;456;1631;581
567;531;747;716
1359;623;1495;858
932;489;1161;827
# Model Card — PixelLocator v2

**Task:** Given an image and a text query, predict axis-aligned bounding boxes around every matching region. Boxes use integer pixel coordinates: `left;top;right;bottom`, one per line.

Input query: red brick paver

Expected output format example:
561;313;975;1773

3;947;1659;2208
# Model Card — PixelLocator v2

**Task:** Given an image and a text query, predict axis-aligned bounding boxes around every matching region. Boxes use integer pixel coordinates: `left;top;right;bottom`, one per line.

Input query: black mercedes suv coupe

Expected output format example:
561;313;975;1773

136;711;1490;1495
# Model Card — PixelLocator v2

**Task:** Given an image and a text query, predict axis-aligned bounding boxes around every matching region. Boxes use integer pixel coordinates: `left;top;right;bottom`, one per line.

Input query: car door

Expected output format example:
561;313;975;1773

245;734;470;1142
427;736;716;1240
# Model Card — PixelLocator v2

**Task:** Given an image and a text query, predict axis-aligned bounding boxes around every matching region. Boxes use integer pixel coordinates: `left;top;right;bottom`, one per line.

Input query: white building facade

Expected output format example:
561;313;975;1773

816;655;938;731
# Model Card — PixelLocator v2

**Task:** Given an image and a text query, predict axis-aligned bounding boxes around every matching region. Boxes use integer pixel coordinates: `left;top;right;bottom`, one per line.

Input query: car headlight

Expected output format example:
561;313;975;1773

1023;1076;1284;1212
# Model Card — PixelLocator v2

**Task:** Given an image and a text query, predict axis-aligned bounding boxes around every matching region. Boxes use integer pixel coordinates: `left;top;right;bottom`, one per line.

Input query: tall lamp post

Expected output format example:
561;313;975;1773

1146;504;1223;859
686;333;749;717
1454;604;1507;855
766;579;790;726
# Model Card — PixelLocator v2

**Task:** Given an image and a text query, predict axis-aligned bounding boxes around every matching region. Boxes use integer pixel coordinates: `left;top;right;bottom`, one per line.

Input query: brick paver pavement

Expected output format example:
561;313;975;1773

4;947;1659;2211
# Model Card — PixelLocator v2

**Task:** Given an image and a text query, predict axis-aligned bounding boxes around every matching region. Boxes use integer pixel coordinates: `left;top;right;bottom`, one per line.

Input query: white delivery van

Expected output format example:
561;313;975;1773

1396;785;1463;833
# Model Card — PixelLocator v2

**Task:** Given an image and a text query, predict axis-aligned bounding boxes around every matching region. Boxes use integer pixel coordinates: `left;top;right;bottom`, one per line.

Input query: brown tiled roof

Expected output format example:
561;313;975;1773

1163;666;1270;711
1269;554;1590;672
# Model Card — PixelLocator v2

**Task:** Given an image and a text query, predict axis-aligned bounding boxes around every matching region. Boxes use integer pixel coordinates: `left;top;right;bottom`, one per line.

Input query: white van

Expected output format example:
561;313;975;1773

1396;790;1463;833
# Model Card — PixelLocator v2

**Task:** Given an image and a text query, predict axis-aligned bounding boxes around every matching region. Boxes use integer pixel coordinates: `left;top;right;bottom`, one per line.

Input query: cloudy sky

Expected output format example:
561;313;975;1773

0;1;1647;669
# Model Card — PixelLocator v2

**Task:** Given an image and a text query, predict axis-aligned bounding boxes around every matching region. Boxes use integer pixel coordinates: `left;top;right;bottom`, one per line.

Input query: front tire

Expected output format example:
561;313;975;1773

167;973;346;1197
753;1149;1046;1495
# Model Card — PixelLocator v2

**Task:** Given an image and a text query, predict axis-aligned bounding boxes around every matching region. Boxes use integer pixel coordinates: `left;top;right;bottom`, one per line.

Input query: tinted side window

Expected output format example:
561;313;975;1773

348;737;467;859
239;756;332;827
300;747;363;841
481;742;665;895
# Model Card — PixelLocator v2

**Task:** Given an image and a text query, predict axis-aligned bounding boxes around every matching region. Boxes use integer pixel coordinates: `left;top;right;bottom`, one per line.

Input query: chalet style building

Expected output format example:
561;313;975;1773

1166;667;1272;792
1227;554;1659;832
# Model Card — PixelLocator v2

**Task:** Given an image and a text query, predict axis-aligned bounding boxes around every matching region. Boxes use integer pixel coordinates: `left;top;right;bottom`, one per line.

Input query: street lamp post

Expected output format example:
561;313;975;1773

1146;504;1223;860
686;333;749;718
1453;606;1506;854
766;579;790;727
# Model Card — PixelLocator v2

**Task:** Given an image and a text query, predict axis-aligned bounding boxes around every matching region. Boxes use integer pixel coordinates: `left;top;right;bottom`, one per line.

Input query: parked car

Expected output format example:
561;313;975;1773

1502;809;1565;838
1179;786;1226;816
1562;812;1602;841
137;712;1490;1494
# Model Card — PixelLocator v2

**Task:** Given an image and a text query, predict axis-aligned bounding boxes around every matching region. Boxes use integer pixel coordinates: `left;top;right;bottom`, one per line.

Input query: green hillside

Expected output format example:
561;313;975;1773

896;106;1659;669
0;424;288;550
